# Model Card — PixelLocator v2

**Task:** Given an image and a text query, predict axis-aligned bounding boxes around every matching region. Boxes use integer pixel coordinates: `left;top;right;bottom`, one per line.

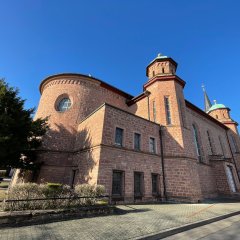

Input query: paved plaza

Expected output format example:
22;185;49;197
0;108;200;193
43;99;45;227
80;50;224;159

1;203;240;240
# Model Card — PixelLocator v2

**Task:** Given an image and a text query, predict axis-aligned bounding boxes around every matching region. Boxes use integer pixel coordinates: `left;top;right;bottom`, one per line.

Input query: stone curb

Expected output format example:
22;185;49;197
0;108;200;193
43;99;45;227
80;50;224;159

0;205;116;229
138;210;240;240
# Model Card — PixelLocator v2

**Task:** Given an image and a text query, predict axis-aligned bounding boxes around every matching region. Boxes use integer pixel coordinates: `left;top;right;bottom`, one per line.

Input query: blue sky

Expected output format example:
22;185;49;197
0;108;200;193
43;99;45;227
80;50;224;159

1;0;240;123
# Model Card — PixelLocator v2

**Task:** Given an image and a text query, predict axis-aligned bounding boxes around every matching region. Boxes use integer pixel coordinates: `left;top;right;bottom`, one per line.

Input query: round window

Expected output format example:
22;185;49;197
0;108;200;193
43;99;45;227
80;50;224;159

57;98;72;112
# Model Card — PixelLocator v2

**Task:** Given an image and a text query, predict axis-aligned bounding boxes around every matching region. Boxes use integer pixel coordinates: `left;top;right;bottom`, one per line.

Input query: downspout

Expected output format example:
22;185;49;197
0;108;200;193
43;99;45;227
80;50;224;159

225;129;240;183
159;125;167;200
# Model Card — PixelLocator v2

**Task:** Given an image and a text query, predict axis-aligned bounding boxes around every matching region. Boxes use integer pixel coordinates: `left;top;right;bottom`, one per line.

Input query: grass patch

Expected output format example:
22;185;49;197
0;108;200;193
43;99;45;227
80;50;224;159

0;182;9;188
0;189;7;200
97;200;108;205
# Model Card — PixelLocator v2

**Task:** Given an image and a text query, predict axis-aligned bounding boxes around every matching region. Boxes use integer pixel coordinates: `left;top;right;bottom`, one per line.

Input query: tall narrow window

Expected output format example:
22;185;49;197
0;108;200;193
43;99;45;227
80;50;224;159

226;166;237;192
112;171;124;197
219;136;226;157
153;101;156;122
71;169;77;189
207;131;214;155
164;96;172;125
134;172;144;198
149;137;156;153
179;99;186;127
134;133;141;151
231;136;239;153
152;174;159;195
192;124;202;161
115;127;123;146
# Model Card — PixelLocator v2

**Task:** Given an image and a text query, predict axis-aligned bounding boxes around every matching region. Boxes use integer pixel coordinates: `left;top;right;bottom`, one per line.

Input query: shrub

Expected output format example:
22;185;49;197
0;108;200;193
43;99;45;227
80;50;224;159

5;183;46;211
74;184;105;205
43;183;63;198
0;170;6;178
95;185;105;197
7;183;45;200
3;183;106;211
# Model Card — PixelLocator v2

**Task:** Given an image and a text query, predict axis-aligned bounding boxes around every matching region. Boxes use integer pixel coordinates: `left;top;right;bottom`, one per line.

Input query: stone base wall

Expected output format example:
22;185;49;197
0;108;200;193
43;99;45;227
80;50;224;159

164;158;202;201
197;164;218;199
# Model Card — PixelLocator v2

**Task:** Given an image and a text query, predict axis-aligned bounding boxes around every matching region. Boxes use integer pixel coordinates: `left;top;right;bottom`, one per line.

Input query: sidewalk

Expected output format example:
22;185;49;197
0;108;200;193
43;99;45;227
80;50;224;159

164;214;240;240
0;202;240;239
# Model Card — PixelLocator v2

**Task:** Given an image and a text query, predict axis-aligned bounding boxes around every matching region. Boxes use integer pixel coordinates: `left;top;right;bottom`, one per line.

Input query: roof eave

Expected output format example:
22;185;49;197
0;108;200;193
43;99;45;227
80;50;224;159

39;73;134;100
185;100;229;130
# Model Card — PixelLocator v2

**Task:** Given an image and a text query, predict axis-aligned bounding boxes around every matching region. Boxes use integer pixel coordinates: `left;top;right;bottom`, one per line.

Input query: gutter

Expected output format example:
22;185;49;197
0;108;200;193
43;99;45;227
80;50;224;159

159;125;167;200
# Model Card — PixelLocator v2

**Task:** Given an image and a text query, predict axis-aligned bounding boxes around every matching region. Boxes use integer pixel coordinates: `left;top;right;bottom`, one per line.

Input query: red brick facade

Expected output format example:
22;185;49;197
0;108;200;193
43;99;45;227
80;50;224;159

18;55;240;202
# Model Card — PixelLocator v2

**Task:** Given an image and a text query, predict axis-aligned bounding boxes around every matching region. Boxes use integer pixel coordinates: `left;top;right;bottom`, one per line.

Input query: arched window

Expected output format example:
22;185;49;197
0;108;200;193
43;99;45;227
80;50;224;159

192;124;202;161
230;135;239;153
207;130;214;155
219;136;226;157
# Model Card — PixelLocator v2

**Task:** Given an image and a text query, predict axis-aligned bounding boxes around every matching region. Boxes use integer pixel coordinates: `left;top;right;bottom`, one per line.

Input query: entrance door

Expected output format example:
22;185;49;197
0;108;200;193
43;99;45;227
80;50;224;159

226;166;237;193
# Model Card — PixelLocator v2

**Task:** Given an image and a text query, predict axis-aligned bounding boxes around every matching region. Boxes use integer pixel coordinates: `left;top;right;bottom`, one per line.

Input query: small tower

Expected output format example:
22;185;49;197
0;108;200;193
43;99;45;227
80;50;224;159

146;53;178;79
207;100;239;134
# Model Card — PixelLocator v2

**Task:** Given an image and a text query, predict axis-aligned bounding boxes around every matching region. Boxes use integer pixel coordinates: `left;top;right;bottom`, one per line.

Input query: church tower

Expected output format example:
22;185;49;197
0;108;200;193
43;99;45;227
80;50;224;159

146;53;177;78
143;53;203;201
208;101;239;134
203;89;239;134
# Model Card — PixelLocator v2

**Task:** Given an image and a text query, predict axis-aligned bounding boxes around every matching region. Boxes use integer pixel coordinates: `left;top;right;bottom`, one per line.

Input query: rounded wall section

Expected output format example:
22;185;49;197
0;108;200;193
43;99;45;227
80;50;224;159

208;108;230;121
35;74;129;152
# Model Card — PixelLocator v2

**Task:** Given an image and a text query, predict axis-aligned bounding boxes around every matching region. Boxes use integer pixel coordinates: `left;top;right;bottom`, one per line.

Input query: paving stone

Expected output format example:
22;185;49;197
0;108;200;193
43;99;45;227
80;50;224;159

1;203;240;240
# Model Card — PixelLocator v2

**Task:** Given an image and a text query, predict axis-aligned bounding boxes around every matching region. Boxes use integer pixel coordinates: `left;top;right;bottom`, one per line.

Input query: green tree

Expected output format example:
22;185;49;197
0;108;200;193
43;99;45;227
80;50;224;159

0;79;48;170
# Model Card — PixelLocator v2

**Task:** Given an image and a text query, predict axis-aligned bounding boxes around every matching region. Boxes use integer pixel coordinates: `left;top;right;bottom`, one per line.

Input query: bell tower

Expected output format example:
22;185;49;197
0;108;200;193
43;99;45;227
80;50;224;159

146;53;177;79
208;100;239;134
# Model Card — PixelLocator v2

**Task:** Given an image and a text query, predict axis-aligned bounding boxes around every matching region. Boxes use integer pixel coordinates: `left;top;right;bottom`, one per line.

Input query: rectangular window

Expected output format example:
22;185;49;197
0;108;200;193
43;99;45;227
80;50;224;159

115;127;123;146
112;171;124;196
164;96;172;125
152;174;159;195
149;137;156;153
134;172;144;197
134;133;141;151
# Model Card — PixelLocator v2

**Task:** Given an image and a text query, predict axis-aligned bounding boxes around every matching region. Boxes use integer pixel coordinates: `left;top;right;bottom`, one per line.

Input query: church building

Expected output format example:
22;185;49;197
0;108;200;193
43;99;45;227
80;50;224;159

23;54;240;202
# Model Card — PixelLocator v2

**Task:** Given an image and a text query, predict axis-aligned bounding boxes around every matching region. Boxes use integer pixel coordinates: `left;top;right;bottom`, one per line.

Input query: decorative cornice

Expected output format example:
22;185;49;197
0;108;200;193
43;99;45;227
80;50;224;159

144;75;186;89
39;73;133;99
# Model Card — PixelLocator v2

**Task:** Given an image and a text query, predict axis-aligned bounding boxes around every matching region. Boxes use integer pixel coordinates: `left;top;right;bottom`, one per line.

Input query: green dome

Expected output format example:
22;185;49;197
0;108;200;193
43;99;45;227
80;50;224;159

208;103;226;112
149;53;168;64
